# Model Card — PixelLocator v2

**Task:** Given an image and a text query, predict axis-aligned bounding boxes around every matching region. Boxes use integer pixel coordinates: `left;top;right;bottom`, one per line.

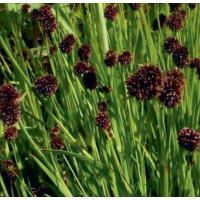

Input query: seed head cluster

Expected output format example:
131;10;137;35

169;3;183;12
21;4;30;13
118;51;132;65
178;127;200;152
99;86;112;94
152;14;167;31
50;125;64;150
104;50;118;67
82;67;98;90
125;64;164;100
166;12;184;31
190;58;200;69
78;44;92;63
164;37;181;55
59;34;76;54
159;70;185;108
2;160;18;179
97;101;108;112
96;112;111;131
74;61;88;76
34;74;58;96
129;3;142;11
4;126;19;141
104;4;119;21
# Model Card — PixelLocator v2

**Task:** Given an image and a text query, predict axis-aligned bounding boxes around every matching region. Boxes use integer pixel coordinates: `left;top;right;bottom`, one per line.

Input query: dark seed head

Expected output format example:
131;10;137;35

51;125;60;136
0;84;20;103
34;74;58;96
82;67;98;90
4;126;19;141
190;58;200;69
78;44;92;63
97;101;108;112
51;136;64;150
95;112;111;131
169;3;183;12
178;127;200;152
129;3;142;11
2;160;13;171
189;3;196;10
59;34;76;54
104;50;118;67
74;61;88;76
179;10;187;19
159;70;185;108
166;12;184;31
22;50;28;61
118;51;132;65
31;9;40;20
104;3;119;21
40;16;57;33
172;46;190;68
8;168;19;179
125;64;164;100
99;86;112;94
21;4;30;13
164;36;181;55
49;45;57;56
152;14;167;31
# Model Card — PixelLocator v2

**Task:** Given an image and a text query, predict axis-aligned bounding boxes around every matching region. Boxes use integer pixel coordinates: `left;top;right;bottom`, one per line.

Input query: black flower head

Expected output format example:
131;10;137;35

159;70;185;108
0;84;20;103
59;34;76;54
129;3;142;11
51;136;64;150
164;36;181;55
2;160;13;171
166;12;184;31
22;50;29;61
152;14;167;31
82;67;98;90
74;61;88;76
99;86;112;94
34;74;58;96
31;9;40;20
4;126;19;141
190;58;200;69
179;9;187;19
49;45;57;56
178;127;200;152
0;101;21;126
125;64;164;100
21;4;30;13
97;101;108;112
172;46;190;68
169;3;183;12
95;112;111;131
104;3;119;21
40;16;57;33
118;51;132;65
51;125;60;136
78;44;92;63
8;168;19;179
104;50;118;67
189;3;196;10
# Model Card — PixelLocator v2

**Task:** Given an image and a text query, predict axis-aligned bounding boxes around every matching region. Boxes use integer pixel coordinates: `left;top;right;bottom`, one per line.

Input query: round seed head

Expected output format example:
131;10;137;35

118;51;132;65
8;168;19;179
4;126;19;141
178;127;200;152
49;45;57;56
31;9;40;20
59;34;76;54
159;70;185;108
99;86;112;94
169;3;183;12
166;12;184;31
190;58;200;69
51;136;64;150
125;64;164;100
179;9;187;19
129;3;142;11
21;4;30;13
51;125;60;136
152;14;167;31
22;50;29;61
41;16;57;33
74;61;88;76
104;50;118;67
34;74;58;96
95;112;111;131
97;101;108;112
78;44;92;63
189;3;196;10
172;46;190;68
2;160;13;171
164;36;181;55
82;67;98;90
104;3;119;21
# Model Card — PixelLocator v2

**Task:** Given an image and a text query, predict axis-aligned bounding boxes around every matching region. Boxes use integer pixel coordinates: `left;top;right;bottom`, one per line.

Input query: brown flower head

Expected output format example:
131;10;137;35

95;112;111;131
99;86;112;94
59;34;76;54
22;50;29;61
31;9;40;21
34;74;58;96
21;4;30;13
125;64;164;100
2;160;14;171
78;44;92;63
97;101;108;112
82;67;98;90
152;14;167;31
129;3;142;11
164;36;181;55
0;85;20;103
51;136;64;150
190;58;200;69
118;51;132;65
74;61;88;76
51;125;60;136
178;127;200;152
4;126;19;141
104;50;118;67
166;12;184;31
104;3;119;21
8;168;19;179
169;3;183;12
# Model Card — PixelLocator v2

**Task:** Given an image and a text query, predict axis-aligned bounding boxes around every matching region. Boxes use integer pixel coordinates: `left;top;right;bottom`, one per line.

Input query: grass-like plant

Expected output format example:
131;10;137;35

0;3;200;197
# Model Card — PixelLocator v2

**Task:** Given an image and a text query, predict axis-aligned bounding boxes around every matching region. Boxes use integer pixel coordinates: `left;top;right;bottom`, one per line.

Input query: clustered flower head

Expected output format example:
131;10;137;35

95;112;111;131
74;61;88;76
104;3;119;21
178;127;200;152
190;58;200;69
4;126;19;141
164;36;181;55
125;64;164;100
82;67;98;90
22;50;29;61
99;86;112;94
49;45;57;56
129;3;142;11
159;70;185;108
152;14;167;31
97;101;108;112
166;12;184;31
118;51;133;65
0;85;21;126
104;50;118;67
31;5;57;33
172;46;190;68
34;74;58;96
21;4;30;13
59;34;76;54
78;44;92;63
169;3;183;12
50;125;64;150
51;124;60;136
2;160;19;179
189;3;196;10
